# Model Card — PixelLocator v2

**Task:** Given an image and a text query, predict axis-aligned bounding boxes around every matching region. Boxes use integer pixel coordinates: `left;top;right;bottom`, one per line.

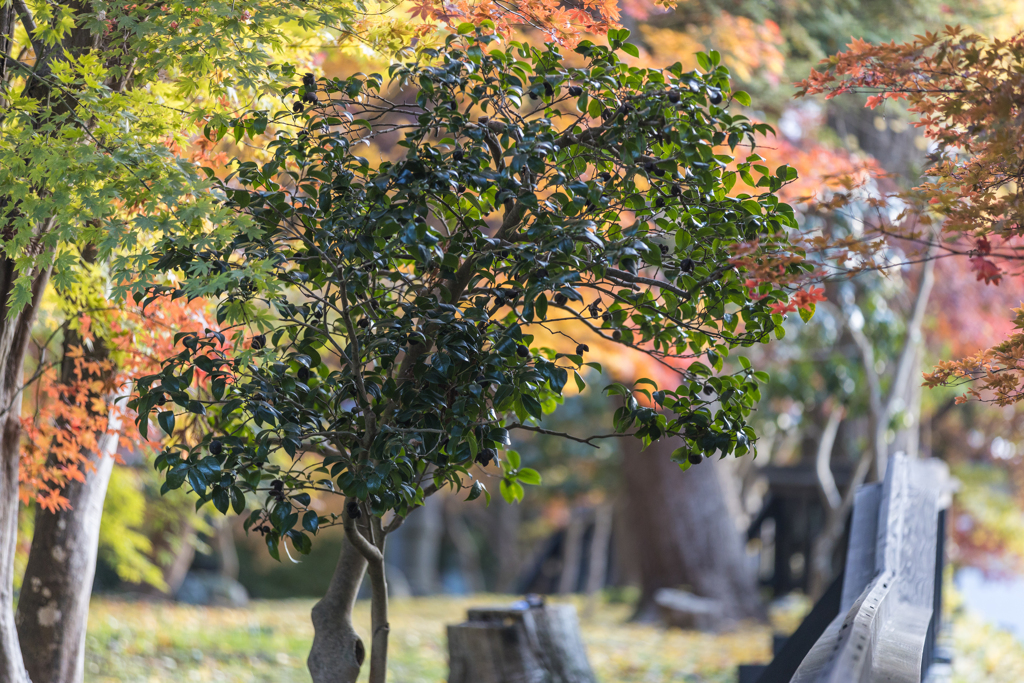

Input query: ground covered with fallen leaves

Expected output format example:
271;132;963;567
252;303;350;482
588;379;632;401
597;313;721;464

83;593;1024;682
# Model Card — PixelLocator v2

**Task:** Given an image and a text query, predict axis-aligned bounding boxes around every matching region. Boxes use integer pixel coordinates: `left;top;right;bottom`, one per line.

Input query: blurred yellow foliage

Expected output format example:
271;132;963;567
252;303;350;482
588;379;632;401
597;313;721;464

642;14;785;84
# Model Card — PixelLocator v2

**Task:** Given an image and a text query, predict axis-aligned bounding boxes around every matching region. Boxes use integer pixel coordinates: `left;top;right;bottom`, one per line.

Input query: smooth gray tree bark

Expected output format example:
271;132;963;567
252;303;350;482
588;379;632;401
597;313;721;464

16;438;116;683
308;534;369;683
17;299;119;683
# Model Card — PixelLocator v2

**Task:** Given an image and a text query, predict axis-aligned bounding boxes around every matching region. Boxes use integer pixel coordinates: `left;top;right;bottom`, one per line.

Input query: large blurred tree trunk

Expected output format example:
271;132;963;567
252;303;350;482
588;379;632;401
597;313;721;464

621;437;764;621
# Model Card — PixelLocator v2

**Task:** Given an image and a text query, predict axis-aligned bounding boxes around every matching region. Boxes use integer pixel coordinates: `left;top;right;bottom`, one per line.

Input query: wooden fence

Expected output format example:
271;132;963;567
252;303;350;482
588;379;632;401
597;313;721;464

749;453;953;683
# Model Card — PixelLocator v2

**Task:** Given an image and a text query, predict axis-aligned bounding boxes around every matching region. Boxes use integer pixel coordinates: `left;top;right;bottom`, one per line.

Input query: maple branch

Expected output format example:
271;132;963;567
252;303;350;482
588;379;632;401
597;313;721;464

12;0;44;59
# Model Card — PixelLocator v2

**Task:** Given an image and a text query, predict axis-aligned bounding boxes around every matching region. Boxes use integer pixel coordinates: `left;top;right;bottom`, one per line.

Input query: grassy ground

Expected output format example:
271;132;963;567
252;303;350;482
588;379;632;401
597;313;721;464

84;592;1024;682
85;595;780;683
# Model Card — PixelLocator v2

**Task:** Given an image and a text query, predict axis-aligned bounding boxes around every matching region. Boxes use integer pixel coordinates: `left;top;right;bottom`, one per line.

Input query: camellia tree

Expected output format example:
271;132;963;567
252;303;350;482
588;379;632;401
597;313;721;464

1;0;607;677
132;27;814;683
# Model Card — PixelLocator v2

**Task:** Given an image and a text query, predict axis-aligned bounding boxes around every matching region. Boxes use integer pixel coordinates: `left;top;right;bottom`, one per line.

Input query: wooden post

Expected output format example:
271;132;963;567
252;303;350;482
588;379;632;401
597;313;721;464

447;603;597;683
787;453;953;683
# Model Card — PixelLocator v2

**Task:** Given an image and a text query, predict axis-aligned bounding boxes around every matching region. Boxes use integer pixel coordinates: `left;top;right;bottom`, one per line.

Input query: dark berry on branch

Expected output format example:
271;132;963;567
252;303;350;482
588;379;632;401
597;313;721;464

688;452;703;465
680;258;694;272
656;197;665;208
612;329;622;341
297;367;310;382
357;318;369;329
599;172;611;182
671;183;682;196
476;448;496;466
516;344;529;358
568;85;583;97
668;90;680;104
158;395;167;406
576;344;589;355
453;148;464;161
346;502;361;519
293;101;304;114
709;89;723;105
251;334;266;350
602;313;612;322
544;82;553;97
660;244;669;254
529;91;539;100
554;292;568;306
210;440;223;456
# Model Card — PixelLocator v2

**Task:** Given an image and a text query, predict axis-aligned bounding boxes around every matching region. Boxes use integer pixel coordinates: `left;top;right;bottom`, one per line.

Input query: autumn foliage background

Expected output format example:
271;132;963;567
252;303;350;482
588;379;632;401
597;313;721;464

11;0;1024;679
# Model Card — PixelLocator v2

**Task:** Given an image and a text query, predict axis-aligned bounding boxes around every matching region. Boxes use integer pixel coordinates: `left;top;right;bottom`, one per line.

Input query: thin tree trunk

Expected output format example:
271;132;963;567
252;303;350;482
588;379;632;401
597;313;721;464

163;523;196;595
807;405;847;600
308;536;369;683
0;392;29;683
331;507;392;683
392;492;441;596
366;553;389;683
558;509;588;595
583;503;613;620
215;517;239;580
16;435;116;683
621;437;764;622
445;502;484;593
0;261;53;683
491;496;521;592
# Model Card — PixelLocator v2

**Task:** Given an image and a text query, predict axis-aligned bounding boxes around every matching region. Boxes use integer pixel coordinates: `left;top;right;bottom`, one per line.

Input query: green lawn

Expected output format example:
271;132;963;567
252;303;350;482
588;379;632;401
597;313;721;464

85;595;776;683
84;592;1024;682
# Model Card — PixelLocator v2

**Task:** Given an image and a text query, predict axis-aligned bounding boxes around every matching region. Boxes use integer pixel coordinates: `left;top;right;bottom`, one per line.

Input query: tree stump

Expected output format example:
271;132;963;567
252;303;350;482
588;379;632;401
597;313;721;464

447;603;597;683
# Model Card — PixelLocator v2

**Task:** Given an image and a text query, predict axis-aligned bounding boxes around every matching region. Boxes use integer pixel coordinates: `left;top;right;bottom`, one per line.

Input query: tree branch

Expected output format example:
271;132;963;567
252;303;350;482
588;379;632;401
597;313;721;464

12;0;43;59
342;510;383;565
885;248;936;418
506;423;635;447
814;404;844;511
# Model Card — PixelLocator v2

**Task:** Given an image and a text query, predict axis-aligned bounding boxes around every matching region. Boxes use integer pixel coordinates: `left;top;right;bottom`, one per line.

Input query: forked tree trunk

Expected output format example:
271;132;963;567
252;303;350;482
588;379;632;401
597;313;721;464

308;535;369;683
621;437;764;623
17;308;118;683
17;437;116;683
